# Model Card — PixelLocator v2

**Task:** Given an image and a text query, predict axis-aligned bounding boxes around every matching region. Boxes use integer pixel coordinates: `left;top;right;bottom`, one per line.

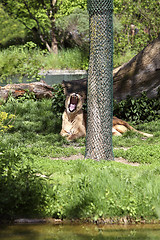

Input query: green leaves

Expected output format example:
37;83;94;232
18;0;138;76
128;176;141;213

57;0;87;17
0;44;43;82
0;4;25;46
113;92;160;124
114;0;160;56
52;84;66;117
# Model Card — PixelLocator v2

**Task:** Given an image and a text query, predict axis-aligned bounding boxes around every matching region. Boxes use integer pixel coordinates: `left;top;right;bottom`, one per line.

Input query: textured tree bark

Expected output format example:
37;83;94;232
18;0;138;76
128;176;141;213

113;36;160;101
0;80;54;101
62;36;160;102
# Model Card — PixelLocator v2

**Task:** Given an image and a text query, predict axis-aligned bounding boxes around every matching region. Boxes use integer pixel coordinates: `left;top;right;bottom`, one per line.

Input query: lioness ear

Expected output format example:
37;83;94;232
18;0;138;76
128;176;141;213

81;95;84;102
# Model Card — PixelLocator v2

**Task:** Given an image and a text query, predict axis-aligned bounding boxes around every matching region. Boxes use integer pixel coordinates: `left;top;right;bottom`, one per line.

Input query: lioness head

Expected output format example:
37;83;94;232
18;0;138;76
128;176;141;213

65;93;83;114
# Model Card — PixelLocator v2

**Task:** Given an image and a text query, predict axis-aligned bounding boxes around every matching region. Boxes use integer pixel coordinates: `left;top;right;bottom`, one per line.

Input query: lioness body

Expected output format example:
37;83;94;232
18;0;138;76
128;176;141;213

60;93;153;140
112;116;153;137
60;93;86;140
60;109;86;140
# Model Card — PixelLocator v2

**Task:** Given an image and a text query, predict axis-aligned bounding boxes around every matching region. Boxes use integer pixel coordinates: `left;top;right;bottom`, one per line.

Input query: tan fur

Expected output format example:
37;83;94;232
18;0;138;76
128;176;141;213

60;93;153;140
60;93;86;141
112;116;153;137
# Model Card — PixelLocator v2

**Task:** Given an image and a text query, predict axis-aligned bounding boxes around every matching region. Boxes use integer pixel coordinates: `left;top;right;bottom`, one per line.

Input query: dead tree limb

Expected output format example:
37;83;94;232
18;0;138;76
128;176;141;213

0;80;54;101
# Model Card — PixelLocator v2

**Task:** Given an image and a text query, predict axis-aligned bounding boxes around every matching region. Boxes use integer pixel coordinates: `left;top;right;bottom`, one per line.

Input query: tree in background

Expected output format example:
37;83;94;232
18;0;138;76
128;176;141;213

1;0;159;56
114;0;160;54
0;5;25;47
56;8;89;51
1;0;86;53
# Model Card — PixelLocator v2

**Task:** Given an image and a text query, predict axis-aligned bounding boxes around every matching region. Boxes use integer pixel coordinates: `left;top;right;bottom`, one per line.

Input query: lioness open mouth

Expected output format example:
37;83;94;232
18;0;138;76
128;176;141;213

68;94;79;112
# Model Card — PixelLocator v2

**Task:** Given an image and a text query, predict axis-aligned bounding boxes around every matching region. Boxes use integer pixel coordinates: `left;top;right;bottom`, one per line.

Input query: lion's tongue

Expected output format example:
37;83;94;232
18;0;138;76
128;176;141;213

69;104;76;112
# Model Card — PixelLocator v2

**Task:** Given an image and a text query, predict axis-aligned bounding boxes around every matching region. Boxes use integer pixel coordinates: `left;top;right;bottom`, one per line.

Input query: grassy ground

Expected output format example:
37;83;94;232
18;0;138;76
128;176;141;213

1;98;160;222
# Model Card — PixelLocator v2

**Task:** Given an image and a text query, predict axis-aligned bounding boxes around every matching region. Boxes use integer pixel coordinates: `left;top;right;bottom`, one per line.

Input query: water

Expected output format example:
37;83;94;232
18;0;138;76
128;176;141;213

0;223;160;240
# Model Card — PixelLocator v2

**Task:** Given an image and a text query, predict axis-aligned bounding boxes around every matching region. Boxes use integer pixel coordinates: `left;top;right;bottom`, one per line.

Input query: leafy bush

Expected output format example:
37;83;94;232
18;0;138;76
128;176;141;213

113;92;160;123
0;42;44;83
0;137;50;219
52;84;66;117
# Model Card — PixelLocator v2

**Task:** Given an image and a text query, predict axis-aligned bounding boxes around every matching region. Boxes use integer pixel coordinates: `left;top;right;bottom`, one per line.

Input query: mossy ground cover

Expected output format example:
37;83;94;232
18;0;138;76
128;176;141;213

1;98;160;222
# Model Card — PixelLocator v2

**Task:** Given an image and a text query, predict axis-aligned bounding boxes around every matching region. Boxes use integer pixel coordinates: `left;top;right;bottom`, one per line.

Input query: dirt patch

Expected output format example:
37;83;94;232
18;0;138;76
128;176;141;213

114;157;140;166
50;153;140;166
51;153;85;161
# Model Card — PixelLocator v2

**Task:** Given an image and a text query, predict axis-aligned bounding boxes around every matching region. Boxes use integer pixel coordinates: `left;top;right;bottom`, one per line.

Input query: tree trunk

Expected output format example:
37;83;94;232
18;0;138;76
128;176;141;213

51;27;58;54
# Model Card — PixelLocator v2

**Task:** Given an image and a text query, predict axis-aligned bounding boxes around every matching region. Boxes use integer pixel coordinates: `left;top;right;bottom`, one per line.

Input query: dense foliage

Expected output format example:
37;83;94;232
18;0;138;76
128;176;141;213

114;0;160;55
0;0;86;53
0;5;26;47
113;92;160;124
0;0;159;80
0;43;44;82
0;96;160;221
1;1;159;55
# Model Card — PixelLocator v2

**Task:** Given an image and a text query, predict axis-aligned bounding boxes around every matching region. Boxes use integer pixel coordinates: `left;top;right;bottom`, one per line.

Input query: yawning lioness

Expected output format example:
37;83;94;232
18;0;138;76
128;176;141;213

60;93;153;140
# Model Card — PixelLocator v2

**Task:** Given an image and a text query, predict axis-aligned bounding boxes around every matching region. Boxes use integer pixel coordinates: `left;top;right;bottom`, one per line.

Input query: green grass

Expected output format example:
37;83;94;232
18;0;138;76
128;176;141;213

0;46;88;83
0;45;137;84
43;48;88;70
113;49;137;68
1;98;160;221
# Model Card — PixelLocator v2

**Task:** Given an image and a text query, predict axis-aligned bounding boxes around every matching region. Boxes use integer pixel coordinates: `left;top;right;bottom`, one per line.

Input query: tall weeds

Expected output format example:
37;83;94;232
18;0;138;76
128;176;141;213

0;45;89;84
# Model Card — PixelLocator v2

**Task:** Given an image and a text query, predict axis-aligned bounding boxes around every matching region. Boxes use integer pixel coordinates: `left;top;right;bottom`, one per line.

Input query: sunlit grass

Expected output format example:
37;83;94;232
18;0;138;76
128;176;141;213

113;49;137;68
43;48;88;70
1;97;160;221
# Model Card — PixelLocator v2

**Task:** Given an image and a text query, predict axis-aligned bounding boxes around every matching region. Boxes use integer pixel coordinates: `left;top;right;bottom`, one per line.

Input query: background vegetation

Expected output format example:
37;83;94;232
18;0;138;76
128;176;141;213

0;0;159;83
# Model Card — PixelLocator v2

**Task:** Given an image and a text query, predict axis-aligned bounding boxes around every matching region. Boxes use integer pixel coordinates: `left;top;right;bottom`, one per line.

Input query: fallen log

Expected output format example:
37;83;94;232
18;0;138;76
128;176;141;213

62;36;160;101
113;35;160;101
0;80;54;101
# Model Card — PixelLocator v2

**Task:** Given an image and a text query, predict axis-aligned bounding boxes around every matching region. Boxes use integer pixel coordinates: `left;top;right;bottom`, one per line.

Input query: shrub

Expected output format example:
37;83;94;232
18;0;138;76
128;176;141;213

0;42;44;83
113;92;160;123
0;141;49;219
52;84;66;117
